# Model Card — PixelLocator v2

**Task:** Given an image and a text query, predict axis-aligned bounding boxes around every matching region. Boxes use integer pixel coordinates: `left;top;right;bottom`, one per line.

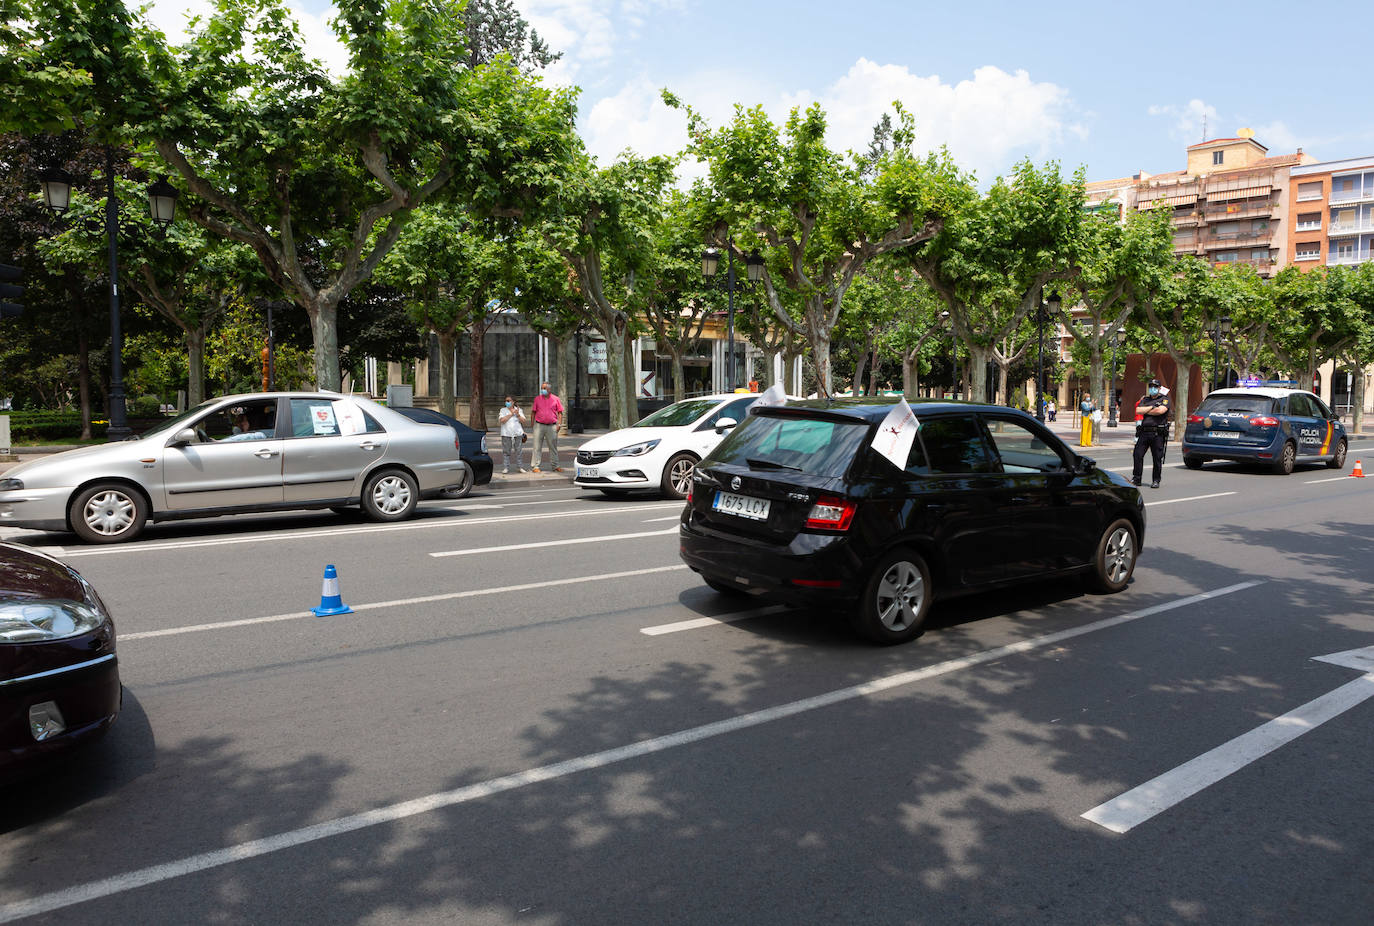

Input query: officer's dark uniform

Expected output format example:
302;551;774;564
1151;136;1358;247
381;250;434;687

1132;383;1171;488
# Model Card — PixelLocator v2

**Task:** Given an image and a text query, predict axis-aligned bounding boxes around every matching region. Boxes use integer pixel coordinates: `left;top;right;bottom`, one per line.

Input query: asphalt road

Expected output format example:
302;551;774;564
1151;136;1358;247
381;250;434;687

1;446;1371;925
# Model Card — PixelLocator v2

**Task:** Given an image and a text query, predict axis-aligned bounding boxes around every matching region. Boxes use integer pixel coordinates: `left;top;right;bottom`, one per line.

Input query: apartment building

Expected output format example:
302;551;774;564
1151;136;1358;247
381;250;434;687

1130;133;1314;277
1288;156;1374;268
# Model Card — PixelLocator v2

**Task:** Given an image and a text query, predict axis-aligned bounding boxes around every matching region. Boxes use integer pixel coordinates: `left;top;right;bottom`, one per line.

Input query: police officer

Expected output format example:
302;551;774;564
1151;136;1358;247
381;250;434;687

1132;378;1171;488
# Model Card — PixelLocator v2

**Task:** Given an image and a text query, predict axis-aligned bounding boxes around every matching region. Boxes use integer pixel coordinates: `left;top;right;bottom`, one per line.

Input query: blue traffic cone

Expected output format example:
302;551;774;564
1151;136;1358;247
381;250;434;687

311;564;354;617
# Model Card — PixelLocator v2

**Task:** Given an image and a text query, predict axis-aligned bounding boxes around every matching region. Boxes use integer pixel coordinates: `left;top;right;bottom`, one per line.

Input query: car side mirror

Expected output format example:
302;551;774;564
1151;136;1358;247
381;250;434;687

1074;456;1097;475
715;417;738;433
170;427;197;446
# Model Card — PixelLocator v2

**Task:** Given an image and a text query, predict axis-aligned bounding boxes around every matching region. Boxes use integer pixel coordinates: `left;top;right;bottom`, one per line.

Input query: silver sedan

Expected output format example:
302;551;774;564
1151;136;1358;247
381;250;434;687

0;392;468;543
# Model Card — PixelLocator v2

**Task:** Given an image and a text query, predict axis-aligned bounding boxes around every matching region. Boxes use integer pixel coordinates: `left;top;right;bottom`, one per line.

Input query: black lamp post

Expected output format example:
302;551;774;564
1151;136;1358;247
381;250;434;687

571;325;585;433
939;310;955;398
1212;315;1232;391
1107;328;1123;428
1036;289;1060;423
703;245;764;392
40;156;178;439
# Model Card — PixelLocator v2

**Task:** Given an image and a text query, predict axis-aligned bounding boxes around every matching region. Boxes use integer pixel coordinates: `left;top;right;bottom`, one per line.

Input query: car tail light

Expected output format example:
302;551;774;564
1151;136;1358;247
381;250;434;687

1250;416;1280;427
454;437;462;451
686;482;693;504
805;496;856;531
1188;414;1203;423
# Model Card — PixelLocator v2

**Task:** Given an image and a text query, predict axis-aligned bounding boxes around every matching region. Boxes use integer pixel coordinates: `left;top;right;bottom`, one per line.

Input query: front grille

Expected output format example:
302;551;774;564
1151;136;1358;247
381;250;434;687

578;451;613;465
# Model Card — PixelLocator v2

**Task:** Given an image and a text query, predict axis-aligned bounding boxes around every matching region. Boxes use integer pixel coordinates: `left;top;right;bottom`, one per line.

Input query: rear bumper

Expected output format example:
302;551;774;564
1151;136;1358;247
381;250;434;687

1182;431;1279;461
678;515;864;605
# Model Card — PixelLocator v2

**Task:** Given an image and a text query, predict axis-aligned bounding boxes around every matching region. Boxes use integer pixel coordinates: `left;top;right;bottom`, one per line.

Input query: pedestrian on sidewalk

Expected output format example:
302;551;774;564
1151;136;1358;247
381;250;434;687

1079;394;1095;446
498;395;528;475
1131;379;1171;488
530;381;564;473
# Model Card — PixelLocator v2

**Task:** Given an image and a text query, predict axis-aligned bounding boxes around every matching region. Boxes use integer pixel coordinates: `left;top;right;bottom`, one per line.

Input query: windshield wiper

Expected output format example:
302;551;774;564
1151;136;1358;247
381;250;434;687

746;457;802;471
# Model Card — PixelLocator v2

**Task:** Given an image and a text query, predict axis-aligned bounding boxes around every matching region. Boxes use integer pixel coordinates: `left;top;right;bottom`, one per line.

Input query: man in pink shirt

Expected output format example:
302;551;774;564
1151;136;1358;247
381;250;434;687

530;380;564;472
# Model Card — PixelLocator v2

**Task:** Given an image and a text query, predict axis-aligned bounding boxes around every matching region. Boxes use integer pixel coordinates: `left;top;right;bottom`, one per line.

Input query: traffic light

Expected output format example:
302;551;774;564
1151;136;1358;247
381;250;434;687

0;263;22;319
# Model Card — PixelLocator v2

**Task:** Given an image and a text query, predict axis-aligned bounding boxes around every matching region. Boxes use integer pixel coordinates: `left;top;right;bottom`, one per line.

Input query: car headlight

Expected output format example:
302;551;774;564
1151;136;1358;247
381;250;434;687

614;439;661;457
0;478;22;491
0;599;110;643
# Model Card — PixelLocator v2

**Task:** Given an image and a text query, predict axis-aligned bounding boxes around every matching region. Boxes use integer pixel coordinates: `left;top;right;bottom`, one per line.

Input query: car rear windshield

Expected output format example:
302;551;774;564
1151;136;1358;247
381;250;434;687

709;414;869;478
1196;395;1275;415
633;398;720;428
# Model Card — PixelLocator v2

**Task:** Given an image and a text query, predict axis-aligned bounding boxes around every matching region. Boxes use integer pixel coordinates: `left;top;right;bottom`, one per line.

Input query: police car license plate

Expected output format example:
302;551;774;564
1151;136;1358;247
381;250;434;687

1206;431;1240;440
713;491;769;521
580;466;599;477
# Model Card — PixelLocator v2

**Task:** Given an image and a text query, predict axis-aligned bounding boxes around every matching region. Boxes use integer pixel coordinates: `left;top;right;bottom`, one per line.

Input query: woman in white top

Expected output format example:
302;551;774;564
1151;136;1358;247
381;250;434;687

498;395;529;474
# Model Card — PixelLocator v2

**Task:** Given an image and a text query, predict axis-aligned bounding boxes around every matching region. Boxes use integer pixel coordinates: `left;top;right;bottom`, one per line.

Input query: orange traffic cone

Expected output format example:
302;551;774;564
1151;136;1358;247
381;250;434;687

1352;459;1365;478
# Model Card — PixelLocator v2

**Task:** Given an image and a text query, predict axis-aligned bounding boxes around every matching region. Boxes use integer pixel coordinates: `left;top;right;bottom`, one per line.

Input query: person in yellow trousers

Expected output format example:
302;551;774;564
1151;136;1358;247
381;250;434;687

1079;394;1095;446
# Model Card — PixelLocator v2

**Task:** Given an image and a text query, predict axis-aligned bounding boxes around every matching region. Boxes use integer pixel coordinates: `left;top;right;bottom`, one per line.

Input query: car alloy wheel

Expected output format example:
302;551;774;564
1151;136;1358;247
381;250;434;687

662;452;697;499
1273;441;1296;475
1326;439;1347;470
362;470;418;522
69;483;147;544
853;548;932;645
1087;518;1137;593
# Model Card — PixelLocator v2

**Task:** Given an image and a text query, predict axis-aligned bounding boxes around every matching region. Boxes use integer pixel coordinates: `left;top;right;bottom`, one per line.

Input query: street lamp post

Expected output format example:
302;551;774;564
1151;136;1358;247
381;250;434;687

702;245;764;392
1107;328;1123;428
571;326;585;433
1036;289;1060;423
1212;315;1232;391
40;155;177;440
939;310;953;398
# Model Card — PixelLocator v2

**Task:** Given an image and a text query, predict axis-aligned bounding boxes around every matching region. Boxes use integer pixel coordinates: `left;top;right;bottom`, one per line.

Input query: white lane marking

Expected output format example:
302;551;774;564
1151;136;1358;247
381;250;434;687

118;565;690;641
641;604;789;635
1082;670;1374;834
642;516;683;523
59;503;684;557
1303;476;1356;485
429;528;676;558
0;581;1262;923
1145;492;1236;507
438;498;593;511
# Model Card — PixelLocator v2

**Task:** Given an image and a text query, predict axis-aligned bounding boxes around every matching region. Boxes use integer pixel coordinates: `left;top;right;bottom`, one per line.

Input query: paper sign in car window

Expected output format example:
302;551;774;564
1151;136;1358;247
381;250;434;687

310;404;339;435
333;401;365;435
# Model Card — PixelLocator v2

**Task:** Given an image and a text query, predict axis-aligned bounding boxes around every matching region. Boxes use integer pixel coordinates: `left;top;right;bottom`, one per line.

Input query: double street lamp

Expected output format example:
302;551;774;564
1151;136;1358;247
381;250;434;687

1212;315;1232;392
1107;327;1125;427
1036;289;1061;423
702;246;764;392
939;310;956;398
39;154;178;439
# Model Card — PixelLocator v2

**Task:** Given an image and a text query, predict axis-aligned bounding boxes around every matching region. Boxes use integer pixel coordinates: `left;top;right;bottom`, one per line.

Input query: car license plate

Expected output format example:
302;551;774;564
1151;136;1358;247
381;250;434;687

1206;431;1241;440
713;491;769;521
580;466;598;477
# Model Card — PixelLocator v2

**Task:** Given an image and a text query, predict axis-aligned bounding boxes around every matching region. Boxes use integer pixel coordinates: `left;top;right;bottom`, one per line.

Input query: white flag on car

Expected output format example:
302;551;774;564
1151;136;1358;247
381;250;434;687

752;382;787;408
871;398;919;470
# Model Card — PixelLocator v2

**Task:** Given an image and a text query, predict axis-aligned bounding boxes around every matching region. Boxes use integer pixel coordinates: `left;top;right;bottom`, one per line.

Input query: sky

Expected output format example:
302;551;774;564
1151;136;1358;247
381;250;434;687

143;0;1374;187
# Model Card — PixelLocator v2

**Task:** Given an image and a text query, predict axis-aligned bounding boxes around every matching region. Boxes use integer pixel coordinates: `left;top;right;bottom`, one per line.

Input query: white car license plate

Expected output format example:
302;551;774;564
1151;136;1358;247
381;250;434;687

580;466;599;477
1206;430;1241;440
713;491;769;521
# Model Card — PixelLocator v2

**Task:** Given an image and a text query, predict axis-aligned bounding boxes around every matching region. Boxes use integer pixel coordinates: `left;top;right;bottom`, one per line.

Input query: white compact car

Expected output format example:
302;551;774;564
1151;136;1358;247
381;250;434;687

574;393;775;499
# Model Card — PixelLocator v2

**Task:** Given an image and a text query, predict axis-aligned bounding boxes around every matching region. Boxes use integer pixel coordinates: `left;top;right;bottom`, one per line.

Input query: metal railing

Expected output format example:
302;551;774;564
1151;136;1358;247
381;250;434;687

1328;217;1374;235
1327;249;1372;265
1330;188;1374;204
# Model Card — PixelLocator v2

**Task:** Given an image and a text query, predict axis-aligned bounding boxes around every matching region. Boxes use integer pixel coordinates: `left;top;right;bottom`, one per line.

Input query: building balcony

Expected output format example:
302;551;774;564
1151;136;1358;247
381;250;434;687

1328;249;1372;266
1202;231;1271;248
1328;217;1374;236
1330;188;1374;205
1203;201;1274;220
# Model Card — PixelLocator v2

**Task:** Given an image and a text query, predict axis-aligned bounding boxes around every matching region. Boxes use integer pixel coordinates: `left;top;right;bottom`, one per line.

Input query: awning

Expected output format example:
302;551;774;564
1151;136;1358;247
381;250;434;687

1206;187;1272;202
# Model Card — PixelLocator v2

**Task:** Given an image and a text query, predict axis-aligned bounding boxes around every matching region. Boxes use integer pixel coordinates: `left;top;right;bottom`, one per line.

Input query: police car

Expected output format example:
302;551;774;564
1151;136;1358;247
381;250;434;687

1181;385;1348;475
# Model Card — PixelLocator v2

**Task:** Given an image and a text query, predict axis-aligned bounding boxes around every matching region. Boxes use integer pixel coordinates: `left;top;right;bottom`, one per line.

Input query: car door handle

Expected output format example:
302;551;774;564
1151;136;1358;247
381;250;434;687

358;441;380;451
1011;496;1031;504
253;448;280;459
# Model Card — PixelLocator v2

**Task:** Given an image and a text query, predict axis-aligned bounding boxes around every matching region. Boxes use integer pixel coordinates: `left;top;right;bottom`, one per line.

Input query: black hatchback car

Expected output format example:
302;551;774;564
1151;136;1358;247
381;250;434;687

392;406;494;497
679;399;1146;644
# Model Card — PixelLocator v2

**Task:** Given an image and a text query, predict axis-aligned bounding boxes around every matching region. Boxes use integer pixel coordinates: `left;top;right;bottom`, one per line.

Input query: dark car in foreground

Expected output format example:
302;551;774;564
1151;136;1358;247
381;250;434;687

392;406;494;498
1181;387;1347;474
679;399;1145;644
1;542;120;776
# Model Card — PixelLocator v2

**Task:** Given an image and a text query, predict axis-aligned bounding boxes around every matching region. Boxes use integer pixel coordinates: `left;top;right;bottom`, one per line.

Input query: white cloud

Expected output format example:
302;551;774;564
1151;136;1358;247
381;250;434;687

523;0;683;86
1147;98;1218;144
146;1;348;74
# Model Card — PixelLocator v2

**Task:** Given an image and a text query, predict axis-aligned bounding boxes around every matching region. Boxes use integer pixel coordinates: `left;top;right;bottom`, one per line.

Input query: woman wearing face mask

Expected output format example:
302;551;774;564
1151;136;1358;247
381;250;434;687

1131;378;1171;488
498;395;529;475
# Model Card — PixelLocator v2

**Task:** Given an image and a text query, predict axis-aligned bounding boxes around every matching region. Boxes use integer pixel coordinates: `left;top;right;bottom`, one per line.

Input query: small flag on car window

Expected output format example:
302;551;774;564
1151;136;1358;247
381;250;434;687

871;398;919;469
753;382;787;408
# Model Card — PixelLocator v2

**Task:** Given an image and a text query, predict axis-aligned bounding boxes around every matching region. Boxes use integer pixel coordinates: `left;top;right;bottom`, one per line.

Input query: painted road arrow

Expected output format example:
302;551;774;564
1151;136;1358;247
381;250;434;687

1083;644;1374;833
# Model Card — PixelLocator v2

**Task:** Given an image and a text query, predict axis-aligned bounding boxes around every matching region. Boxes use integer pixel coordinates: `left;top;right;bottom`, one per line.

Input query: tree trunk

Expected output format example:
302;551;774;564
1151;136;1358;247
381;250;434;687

851;337;870;397
902;350;919;398
671;351;686;403
553;335;570;430
1351;361;1365;435
306;299;342;390
186;327;206;407
622;328;639;424
77;329;92;441
1171;360;1192;436
997;363;1008;407
1089;347;1105;414
433;328;454;421
604;328;633;430
966;343;993;403
811;331;833;397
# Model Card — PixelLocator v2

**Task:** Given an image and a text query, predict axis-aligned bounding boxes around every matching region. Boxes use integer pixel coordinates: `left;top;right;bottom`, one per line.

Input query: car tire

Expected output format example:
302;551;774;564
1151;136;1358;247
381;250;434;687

704;576;750;596
69;483;148;544
361;469;418;522
1272;441;1296;475
1183;455;1204;470
1326;439;1348;470
1086;517;1137;594
851;548;932;645
661;452;697;500
440;461;475;499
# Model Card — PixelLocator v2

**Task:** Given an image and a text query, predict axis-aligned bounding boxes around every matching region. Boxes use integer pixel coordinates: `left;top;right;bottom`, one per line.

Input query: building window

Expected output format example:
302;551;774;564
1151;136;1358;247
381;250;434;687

1297;181;1324;202
1251;249;1271;263
1295;243;1321;261
1213;150;1224;165
1296;212;1322;231
1214;251;1238;263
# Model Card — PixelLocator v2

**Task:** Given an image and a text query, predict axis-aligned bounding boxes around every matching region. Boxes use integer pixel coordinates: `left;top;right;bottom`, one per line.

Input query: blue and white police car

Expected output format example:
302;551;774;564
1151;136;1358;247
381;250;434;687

1181;385;1348;475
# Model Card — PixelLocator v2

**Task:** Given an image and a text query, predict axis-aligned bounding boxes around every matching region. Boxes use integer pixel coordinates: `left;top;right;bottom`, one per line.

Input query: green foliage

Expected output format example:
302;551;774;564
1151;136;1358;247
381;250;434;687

6;409;108;440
